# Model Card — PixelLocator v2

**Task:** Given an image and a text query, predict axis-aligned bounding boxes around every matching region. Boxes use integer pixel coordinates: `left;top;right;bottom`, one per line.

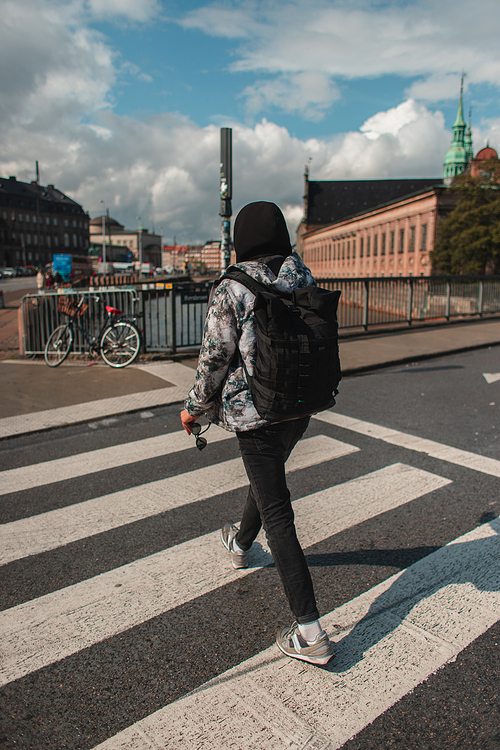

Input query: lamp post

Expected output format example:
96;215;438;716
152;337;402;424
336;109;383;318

100;200;106;264
137;216;143;273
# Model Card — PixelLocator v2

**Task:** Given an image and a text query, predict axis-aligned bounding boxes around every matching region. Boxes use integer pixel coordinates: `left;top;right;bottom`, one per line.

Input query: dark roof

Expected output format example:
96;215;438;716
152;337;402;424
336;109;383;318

90;215;124;228
0;175;86;214
307;179;444;226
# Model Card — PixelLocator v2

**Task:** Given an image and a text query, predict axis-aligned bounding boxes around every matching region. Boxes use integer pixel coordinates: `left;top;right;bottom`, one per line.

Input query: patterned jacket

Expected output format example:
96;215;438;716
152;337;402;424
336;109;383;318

184;252;316;432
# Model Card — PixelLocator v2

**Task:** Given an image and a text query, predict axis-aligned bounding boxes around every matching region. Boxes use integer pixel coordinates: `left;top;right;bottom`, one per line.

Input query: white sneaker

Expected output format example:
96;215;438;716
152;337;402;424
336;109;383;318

221;523;249;569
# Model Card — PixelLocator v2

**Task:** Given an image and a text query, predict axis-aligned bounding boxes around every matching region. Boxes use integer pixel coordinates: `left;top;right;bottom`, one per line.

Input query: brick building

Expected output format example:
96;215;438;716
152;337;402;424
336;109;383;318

297;82;487;279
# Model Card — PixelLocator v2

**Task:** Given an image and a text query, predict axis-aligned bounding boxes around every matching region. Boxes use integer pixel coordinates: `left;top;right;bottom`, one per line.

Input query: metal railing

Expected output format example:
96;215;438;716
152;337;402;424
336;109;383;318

317;275;500;331
139;281;212;354
21;276;500;357
21;288;140;356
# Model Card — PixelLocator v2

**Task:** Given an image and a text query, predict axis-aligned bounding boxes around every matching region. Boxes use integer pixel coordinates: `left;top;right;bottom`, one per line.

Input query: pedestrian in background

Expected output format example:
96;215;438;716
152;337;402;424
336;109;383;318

36;268;44;294
180;201;335;666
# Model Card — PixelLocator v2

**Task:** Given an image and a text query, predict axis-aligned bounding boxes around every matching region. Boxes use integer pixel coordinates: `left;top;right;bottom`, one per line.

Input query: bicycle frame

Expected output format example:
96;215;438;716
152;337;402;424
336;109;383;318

63;297;124;356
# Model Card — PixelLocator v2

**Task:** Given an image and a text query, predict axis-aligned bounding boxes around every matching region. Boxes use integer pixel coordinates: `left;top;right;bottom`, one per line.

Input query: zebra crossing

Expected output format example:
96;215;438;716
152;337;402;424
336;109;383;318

1;406;499;749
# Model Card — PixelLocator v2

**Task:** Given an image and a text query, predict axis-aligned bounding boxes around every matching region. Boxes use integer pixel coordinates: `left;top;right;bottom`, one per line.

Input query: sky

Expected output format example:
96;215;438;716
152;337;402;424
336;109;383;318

1;0;500;245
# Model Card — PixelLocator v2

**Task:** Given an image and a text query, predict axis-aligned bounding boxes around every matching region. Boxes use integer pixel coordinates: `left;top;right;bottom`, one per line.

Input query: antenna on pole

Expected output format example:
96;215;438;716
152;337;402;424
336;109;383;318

220;127;232;271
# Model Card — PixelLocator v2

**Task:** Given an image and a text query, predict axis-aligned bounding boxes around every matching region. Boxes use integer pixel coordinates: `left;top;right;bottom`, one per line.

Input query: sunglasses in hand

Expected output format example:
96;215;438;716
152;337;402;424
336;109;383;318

191;422;210;451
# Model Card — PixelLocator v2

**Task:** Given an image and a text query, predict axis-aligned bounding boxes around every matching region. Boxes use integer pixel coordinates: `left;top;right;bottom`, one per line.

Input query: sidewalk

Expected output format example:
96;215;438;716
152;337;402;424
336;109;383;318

1;317;500;439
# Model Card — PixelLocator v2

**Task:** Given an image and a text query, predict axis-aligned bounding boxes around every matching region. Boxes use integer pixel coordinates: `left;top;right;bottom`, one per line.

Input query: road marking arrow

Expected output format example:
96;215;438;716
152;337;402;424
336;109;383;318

483;373;500;384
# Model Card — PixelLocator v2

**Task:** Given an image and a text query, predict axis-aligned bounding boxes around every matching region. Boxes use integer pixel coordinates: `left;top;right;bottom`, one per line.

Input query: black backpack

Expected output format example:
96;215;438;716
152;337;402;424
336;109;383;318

220;267;341;422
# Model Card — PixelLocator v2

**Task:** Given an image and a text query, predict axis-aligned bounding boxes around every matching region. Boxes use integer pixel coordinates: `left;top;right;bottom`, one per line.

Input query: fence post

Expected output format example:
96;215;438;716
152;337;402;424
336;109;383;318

445;279;451;321
362;279;369;331
478;279;484;318
140;289;147;353
407;278;414;326
169;285;177;355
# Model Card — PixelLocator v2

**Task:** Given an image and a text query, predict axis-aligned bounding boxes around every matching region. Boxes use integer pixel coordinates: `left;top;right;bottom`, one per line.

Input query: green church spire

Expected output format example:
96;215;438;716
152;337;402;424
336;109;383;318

464;106;474;162
443;73;470;183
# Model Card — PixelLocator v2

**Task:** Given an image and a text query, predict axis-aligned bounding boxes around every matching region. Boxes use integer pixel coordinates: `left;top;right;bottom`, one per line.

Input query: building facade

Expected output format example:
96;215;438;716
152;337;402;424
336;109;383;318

0;175;89;267
300;185;456;278
89;216;162;268
297;83;494;279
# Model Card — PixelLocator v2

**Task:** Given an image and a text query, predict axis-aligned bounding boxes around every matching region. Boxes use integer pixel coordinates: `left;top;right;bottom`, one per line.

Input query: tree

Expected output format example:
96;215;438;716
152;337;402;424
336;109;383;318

431;158;500;275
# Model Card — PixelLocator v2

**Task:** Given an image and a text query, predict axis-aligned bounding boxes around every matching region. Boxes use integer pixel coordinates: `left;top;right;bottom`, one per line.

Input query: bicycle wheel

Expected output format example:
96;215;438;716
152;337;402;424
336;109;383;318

44;324;73;367
100;321;141;367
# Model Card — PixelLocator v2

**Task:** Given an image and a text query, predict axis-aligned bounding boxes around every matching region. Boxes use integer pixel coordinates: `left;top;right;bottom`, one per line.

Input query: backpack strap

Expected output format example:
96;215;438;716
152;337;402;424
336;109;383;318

221;266;293;300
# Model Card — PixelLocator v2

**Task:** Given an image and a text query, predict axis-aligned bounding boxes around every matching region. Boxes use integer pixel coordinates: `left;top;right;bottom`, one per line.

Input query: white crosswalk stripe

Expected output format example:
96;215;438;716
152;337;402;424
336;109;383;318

0;435;357;564
314;411;500;477
1;408;499;750
0;427;234;496
94;517;500;750
0;462;448;686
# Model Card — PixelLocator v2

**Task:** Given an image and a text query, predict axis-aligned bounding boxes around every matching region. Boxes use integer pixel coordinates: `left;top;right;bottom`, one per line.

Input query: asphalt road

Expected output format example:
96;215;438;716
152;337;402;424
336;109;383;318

0;347;499;749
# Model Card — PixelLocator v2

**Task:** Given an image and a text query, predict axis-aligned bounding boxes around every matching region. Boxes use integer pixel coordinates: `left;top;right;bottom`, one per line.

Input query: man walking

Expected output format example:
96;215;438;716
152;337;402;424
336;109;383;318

180;201;335;666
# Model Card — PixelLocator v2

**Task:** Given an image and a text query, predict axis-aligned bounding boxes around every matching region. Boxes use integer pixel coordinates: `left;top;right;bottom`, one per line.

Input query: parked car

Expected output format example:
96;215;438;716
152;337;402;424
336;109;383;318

2;267;17;277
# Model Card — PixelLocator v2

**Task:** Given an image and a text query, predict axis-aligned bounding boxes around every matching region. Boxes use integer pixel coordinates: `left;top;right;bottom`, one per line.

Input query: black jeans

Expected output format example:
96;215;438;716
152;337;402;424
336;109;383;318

235;416;320;624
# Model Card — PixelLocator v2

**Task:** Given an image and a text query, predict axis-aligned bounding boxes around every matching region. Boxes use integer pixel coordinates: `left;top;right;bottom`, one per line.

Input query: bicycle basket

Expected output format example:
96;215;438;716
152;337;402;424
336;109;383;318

58;296;89;318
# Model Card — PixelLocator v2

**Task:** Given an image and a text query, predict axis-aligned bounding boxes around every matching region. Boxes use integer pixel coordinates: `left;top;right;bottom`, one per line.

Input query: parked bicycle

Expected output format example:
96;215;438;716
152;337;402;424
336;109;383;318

44;294;142;368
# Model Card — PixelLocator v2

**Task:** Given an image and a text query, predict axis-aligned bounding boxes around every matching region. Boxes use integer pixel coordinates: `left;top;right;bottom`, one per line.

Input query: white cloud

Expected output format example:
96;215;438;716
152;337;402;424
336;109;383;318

0;0;116;127
240;72;340;121
181;0;500;92
1;99;468;243
85;0;162;22
360;99;436;140
406;73;465;103
1;0;498;248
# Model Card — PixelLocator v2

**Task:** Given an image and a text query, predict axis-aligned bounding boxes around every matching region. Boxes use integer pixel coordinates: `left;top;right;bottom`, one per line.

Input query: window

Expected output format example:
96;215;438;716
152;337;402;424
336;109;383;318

352;238;356;258
34;235;38;245
73;234;78;248
54;236;59;247
32;215;37;223
360;237;364;257
381;233;386;255
46;217;50;226
374;234;378;256
367;237;371;257
421;224;427;251
26;214;30;223
19;213;23;222
347;240;350;259
409;226;415;252
390;231;395;254
399;229;405;254
46;236;51;248
64;219;69;228
73;220;77;228
53;218;58;227
27;234;32;245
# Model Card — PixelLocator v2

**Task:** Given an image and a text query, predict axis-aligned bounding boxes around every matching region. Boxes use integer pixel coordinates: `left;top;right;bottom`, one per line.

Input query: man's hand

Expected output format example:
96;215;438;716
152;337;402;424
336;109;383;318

180;409;198;435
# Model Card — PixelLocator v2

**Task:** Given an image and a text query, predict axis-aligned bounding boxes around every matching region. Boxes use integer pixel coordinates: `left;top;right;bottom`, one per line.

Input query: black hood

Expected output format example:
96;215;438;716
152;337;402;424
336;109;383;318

233;202;292;263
